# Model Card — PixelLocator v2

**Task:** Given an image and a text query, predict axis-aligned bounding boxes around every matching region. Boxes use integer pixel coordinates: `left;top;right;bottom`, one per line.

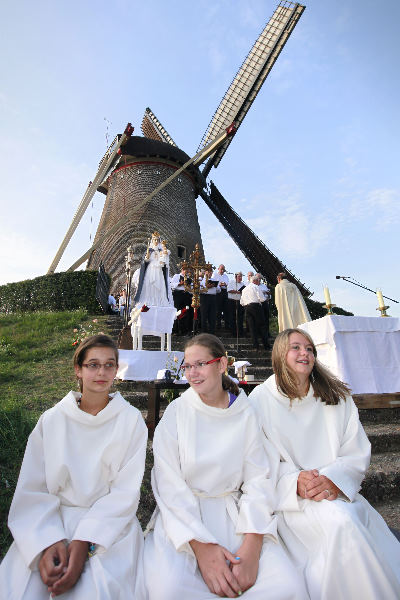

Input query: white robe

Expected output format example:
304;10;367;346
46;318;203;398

143;387;307;600
0;391;148;600
249;376;400;600
275;279;311;332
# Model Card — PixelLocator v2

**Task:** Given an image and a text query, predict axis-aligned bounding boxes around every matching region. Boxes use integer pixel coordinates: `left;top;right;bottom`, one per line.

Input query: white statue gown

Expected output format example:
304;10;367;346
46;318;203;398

137;247;172;307
0;391;148;600
144;387;307;600
249;376;400;600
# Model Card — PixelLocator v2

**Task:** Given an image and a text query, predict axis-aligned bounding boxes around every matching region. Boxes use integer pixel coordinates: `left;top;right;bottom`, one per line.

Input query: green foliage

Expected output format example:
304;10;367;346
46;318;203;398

0;400;37;554
0;310;110;557
0;271;110;314
305;296;353;320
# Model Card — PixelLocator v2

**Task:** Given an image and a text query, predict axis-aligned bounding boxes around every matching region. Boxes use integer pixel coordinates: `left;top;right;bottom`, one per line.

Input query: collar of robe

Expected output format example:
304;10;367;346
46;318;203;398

59;391;128;425
264;374;316;408
179;386;249;418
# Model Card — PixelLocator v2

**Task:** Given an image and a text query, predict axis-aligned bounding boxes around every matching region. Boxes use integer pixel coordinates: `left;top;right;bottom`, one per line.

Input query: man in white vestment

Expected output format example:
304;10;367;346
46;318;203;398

275;272;311;332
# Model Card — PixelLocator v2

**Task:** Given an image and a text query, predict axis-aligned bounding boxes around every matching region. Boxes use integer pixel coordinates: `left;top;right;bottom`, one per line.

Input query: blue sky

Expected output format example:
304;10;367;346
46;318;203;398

1;0;399;317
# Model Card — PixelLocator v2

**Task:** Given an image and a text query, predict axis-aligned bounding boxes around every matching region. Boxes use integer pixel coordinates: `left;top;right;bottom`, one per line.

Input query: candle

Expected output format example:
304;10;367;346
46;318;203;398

323;286;332;306
377;289;385;309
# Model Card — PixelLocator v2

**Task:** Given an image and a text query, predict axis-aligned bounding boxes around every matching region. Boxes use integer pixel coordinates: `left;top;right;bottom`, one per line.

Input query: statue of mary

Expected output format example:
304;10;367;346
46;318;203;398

133;232;173;307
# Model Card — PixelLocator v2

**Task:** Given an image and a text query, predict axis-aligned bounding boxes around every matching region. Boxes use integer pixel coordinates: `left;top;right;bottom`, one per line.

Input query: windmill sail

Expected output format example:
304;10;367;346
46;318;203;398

141;107;177;146
47;123;134;274
198;1;305;177
201;182;310;296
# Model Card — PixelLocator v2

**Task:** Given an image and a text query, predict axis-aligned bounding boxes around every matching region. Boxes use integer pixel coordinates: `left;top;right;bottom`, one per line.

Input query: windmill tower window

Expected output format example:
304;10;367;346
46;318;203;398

177;245;186;259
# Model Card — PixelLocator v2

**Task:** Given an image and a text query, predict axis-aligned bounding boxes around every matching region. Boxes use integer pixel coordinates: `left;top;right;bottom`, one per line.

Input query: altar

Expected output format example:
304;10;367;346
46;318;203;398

117;349;184;381
299;315;400;394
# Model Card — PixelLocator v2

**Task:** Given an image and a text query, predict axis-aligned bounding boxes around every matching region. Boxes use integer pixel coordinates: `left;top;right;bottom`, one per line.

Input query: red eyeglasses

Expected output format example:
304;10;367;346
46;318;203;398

181;357;222;372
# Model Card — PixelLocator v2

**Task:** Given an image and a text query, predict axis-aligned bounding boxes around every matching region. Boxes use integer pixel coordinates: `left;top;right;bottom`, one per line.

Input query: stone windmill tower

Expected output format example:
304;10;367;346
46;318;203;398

48;1;310;296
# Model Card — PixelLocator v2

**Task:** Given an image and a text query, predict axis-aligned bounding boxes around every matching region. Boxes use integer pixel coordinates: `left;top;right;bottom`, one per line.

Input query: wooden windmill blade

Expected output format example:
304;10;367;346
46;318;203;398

46;123;134;274
197;1;305;178
201;182;311;296
141;107;177;146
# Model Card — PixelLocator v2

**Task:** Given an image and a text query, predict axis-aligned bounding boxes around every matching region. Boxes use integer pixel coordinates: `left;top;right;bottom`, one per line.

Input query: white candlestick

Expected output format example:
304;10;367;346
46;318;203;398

377;289;385;309
323;286;332;306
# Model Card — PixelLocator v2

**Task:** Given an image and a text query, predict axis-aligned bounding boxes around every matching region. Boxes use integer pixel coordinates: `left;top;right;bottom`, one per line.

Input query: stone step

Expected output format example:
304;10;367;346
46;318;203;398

361;452;400;503
370;499;400;533
363;423;400;453
359;408;400;425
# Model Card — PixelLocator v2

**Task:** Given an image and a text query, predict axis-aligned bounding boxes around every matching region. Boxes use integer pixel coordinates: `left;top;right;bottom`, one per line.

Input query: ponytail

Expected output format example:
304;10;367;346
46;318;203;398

222;374;239;396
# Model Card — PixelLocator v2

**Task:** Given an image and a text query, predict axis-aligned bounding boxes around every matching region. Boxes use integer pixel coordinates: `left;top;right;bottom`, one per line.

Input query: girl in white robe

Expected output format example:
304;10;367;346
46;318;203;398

0;334;147;599
249;328;400;600
144;333;307;599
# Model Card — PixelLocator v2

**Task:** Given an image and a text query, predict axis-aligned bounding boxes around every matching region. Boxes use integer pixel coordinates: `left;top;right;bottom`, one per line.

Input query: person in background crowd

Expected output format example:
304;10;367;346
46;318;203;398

256;274;271;340
171;268;193;335
249;329;400;600
227;272;245;337
212;264;230;329
108;292;117;314
200;268;218;335
246;271;254;285
240;276;270;351
275;273;311;332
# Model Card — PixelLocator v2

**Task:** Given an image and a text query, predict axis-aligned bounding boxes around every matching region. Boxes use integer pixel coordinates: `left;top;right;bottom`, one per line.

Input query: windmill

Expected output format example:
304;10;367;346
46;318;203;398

47;1;310;297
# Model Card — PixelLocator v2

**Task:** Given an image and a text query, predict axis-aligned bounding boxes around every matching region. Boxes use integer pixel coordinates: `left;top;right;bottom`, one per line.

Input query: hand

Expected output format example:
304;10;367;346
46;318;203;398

305;473;340;501
190;540;242;598
297;469;319;499
39;541;68;588
48;540;89;596
231;533;263;593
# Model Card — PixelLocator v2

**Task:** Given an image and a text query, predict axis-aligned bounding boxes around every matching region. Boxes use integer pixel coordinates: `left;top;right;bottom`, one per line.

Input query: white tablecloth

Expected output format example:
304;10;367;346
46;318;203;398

133;306;176;336
299;315;400;394
117;350;184;381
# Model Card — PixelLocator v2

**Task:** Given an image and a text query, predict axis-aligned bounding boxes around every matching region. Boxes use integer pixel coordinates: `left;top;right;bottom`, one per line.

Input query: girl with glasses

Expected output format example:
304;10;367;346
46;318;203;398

249;329;400;599
144;333;306;599
0;334;147;599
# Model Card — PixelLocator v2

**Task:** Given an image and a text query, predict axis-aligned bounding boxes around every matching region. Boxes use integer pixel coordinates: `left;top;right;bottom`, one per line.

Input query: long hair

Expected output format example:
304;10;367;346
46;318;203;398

272;329;350;405
73;334;119;392
184;333;239;396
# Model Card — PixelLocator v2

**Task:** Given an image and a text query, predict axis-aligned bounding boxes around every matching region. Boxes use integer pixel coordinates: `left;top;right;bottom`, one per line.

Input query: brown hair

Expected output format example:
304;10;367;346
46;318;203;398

272;329;350;405
73;335;119;392
184;333;239;396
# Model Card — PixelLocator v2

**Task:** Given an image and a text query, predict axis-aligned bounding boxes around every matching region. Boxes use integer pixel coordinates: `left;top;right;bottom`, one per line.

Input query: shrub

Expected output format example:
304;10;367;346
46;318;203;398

0;271;110;314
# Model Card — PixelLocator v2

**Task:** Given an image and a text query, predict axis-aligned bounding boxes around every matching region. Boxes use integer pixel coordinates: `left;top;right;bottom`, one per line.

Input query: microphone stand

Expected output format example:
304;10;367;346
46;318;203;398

336;276;398;304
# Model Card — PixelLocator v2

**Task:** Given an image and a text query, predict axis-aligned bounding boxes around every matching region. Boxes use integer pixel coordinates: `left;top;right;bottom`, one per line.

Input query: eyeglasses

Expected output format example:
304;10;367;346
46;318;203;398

82;362;117;371
181;357;221;372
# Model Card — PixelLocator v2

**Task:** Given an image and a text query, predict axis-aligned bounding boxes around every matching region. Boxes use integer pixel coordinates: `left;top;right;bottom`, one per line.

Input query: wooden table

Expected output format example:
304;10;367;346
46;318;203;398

144;381;400;437
145;380;263;436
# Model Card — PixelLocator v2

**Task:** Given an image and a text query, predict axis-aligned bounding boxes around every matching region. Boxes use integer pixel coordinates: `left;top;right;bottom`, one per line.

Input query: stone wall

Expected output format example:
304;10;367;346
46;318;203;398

87;158;204;293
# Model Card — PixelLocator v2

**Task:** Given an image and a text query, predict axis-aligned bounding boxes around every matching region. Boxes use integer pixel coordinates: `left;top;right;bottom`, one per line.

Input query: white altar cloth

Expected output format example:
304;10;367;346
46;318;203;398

299;315;400;394
117;350;184;381
134;306;176;335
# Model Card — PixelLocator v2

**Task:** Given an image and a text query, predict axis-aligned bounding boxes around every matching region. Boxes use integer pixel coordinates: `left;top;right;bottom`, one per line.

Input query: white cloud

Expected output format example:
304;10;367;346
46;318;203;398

366;188;400;228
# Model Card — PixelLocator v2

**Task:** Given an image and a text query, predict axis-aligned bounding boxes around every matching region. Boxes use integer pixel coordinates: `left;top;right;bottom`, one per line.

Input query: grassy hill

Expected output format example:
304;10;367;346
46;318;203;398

0;310;110;556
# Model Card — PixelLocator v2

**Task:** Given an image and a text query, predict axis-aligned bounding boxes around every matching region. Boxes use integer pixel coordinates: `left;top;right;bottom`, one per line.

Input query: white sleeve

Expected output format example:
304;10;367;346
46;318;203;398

151;404;218;554
73;414;147;551
318;398;371;501
8;417;67;569
236;416;278;542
